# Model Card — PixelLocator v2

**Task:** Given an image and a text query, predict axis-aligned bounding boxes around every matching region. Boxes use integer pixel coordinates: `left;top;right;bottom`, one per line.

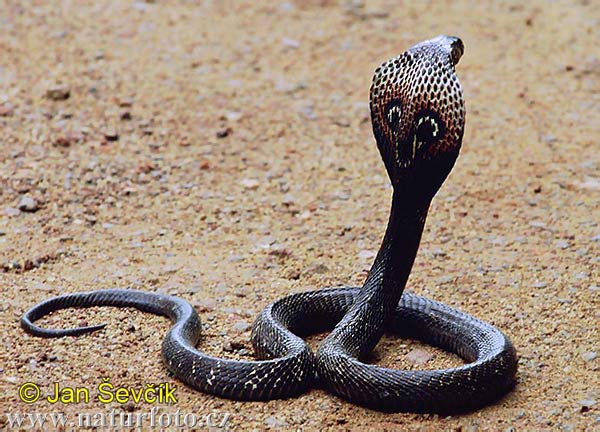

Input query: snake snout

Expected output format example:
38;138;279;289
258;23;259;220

425;35;464;66
448;37;464;66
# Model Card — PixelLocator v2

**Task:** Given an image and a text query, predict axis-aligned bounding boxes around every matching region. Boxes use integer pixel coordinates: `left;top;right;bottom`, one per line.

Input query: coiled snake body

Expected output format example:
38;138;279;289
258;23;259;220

21;36;517;414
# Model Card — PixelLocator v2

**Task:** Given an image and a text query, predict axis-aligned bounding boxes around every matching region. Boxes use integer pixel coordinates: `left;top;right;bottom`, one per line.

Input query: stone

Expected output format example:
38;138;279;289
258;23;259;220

281;37;300;48
241;178;260;190
46;85;70;100
104;129;119;141
18;196;39;212
581;352;597;362
4;207;20;217
306;262;329;274
579;399;596;412
358;250;376;259
405;349;434;365
232;321;250;332
265;416;287;427
0;103;14;116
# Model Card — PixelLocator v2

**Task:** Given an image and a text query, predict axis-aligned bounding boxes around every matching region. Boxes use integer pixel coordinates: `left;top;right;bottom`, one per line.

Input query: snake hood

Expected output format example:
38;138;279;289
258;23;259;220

370;35;466;205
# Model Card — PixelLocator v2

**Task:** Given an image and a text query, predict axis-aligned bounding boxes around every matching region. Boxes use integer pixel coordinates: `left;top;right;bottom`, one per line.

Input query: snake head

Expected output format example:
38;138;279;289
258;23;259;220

370;35;465;203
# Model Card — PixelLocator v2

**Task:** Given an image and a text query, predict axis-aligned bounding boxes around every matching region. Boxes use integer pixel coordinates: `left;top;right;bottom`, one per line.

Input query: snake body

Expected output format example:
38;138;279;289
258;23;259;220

21;35;517;413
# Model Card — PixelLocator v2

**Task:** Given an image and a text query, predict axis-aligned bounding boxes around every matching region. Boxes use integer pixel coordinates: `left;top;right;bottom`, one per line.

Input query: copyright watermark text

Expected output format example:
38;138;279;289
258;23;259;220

18;379;177;404
3;408;230;430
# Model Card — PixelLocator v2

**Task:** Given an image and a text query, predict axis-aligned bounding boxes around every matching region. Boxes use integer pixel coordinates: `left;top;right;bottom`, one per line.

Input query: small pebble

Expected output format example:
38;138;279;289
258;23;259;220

216;126;232;138
104;129;119;141
265;416;287;427
232;321;250;332
282;194;296;205
529;220;547;228
223;341;246;352
227;254;244;263
405;349;434;365
306;262;329;274
225;111;242;121
541;134;557;143
358;250;376;259
269;247;291;258
574;178;600;190
241;178;260;190
581;352;597;362
118;97;134;107
274;79;305;94
437;275;455;285
579;399;596;412
194;299;215;312
296;103;317;120
279;2;295;12
132;1;151;11
18;196;39;213
281;37;300;48
489;236;506;246
286;268;301;280
46;85;70;100
54;131;83;147
0;103;14;116
4;207;20;217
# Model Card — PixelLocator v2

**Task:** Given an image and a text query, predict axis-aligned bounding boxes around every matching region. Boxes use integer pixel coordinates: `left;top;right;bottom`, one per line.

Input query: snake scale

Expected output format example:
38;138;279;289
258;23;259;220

21;35;517;413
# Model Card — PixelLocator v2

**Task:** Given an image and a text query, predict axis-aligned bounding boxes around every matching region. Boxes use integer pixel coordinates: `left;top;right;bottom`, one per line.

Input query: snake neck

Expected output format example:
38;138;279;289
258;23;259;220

321;190;429;359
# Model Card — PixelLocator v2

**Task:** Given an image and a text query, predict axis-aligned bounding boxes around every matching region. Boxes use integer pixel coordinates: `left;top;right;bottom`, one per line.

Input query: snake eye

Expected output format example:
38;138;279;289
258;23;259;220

414;110;444;150
385;100;402;133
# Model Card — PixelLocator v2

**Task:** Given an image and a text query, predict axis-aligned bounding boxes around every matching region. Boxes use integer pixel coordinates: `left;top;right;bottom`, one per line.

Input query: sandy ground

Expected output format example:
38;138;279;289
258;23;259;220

1;0;599;430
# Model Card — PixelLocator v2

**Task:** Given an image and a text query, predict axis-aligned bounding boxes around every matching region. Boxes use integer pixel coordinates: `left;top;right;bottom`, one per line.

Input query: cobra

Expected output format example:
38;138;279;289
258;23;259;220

21;35;517;414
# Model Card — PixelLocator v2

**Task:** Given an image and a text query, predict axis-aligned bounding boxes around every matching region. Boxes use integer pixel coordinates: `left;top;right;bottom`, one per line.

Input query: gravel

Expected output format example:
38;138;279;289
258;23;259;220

2;1;597;430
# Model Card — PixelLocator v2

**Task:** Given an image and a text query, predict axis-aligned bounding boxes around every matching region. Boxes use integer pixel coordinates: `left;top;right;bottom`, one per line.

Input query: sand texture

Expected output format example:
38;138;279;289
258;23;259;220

1;0;599;430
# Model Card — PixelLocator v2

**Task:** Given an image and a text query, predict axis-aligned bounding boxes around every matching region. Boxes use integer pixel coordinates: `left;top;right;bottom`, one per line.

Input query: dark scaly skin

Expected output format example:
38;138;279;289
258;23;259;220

21;289;314;401
315;35;517;412
21;287;516;412
20;35;518;413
